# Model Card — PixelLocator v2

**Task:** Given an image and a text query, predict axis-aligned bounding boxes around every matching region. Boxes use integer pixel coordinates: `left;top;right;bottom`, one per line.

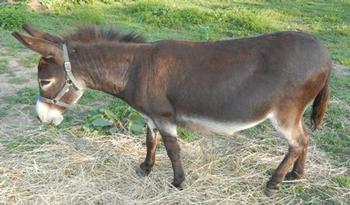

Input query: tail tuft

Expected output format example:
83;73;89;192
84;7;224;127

311;77;330;130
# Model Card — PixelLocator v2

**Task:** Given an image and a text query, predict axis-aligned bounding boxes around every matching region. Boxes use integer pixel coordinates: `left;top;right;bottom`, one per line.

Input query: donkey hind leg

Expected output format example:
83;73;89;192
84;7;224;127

156;120;185;188
266;114;308;195
138;126;160;176
285;124;309;180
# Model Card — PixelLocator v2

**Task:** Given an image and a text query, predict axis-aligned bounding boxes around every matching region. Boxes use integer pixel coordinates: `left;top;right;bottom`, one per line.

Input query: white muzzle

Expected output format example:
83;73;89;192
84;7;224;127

36;100;64;126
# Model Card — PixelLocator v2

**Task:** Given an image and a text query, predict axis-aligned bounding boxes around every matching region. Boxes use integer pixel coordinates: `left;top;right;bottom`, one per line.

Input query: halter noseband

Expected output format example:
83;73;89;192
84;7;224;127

38;43;84;109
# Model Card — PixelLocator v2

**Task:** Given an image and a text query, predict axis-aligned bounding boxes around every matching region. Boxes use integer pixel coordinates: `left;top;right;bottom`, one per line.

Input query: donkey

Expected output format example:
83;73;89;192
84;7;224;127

12;24;331;195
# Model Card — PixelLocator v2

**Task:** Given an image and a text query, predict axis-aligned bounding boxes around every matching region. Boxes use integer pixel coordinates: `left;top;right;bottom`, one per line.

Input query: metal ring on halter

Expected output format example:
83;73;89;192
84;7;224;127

37;43;83;109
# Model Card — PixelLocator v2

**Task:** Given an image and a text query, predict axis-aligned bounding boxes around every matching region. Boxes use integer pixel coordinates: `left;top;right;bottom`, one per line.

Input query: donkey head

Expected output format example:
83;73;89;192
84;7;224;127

12;24;84;125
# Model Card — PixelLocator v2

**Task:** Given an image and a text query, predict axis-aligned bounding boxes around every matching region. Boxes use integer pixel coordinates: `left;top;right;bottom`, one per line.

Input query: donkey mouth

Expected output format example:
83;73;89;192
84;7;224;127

50;115;64;126
36;114;63;126
36;100;64;126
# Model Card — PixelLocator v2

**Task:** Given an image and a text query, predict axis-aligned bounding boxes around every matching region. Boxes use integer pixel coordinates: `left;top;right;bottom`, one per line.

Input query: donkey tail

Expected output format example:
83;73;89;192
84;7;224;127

311;73;330;130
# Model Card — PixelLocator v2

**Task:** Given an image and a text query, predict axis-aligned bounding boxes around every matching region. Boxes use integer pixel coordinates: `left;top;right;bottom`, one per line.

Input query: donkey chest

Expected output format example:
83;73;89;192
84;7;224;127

176;114;269;136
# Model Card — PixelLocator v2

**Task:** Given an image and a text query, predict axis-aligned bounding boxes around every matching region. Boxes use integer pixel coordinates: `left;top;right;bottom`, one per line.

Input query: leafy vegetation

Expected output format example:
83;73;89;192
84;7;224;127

3;134;54;152
0;3;28;30
5;87;37;105
0;58;8;74
0;0;349;65
82;100;146;135
336;175;350;188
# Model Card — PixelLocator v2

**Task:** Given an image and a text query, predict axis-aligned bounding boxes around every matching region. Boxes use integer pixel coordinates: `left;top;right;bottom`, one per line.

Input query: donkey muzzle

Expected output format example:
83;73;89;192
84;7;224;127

36;100;64;126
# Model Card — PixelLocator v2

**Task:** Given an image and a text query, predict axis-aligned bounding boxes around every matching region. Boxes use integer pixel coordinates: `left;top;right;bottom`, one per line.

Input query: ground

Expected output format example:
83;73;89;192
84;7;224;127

0;45;349;204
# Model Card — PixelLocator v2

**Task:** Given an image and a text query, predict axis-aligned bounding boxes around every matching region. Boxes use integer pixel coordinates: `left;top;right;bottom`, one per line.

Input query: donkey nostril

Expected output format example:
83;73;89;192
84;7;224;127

36;115;42;123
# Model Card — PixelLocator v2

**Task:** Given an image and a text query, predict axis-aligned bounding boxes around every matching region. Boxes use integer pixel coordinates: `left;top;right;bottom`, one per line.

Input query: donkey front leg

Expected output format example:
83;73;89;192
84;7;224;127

138;127;160;176
155;120;185;188
162;134;185;188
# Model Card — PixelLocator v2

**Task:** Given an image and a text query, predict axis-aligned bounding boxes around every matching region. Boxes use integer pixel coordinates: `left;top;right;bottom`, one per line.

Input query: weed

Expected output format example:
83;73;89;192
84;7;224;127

0;105;11;118
335;175;350;188
0;58;8;74
5;87;37;105
2;1;350;65
71;6;106;24
0;4;29;30
292;186;338;204
83;98;146;135
178;127;201;142
8;77;30;84
39;0;95;11
19;54;40;67
3;135;54;152
79;89;111;105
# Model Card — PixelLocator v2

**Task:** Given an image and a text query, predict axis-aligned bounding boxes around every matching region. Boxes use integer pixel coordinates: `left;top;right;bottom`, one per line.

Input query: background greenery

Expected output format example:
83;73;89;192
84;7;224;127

1;0;350;65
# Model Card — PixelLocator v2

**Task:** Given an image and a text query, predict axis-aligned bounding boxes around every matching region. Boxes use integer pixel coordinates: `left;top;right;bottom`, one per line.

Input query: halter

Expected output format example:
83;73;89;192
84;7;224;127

37;43;84;109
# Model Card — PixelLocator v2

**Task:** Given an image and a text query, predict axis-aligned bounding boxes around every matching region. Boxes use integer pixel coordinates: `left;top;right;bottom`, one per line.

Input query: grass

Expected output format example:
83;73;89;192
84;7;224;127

1;0;350;65
0;0;349;204
0;105;10;119
0;58;8;74
8;77;30;84
5;87;37;105
336;175;350;188
3;134;54;152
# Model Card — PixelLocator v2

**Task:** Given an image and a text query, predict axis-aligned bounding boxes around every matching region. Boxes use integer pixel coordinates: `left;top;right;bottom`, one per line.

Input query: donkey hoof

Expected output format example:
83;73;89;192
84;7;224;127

264;187;278;197
265;181;279;196
284;171;303;181
170;175;185;189
136;163;151;177
170;181;183;190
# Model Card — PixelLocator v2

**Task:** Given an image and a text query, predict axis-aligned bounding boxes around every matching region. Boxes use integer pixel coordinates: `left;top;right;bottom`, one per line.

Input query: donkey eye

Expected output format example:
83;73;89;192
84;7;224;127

39;80;52;87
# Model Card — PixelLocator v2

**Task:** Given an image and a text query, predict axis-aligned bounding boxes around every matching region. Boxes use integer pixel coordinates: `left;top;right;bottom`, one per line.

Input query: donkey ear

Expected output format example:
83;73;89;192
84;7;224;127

12;32;63;60
22;23;63;44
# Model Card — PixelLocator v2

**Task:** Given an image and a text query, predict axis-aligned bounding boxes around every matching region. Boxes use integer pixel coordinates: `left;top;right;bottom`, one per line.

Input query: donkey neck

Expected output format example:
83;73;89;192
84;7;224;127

69;42;152;99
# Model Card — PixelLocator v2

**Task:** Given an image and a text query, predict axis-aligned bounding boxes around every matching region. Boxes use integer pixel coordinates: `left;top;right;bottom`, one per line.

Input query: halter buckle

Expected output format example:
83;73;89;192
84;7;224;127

64;62;71;71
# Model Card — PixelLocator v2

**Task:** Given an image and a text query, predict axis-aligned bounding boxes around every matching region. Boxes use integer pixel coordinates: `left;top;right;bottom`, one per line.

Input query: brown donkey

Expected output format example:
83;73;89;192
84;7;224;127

12;24;331;195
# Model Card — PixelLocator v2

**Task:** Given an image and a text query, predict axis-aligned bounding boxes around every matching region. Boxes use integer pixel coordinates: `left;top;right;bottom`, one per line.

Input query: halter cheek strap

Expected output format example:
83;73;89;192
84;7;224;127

38;43;84;109
62;43;83;90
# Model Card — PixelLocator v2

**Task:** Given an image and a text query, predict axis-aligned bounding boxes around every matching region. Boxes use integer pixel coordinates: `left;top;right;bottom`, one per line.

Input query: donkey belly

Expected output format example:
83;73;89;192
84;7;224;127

177;113;271;136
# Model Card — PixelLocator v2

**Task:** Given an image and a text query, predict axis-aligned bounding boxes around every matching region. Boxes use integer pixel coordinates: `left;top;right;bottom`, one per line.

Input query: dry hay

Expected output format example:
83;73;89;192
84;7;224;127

0;115;349;205
0;106;349;205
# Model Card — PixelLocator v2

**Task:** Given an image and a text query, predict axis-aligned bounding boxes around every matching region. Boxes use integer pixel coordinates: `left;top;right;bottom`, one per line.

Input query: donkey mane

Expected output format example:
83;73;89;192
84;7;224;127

64;25;145;44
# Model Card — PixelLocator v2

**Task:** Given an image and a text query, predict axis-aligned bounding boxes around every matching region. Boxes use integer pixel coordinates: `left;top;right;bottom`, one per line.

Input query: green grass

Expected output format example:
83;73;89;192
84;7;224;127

8;76;30;84
0;58;8;74
2;134;54;152
79;89;111;105
292;185;340;204
0;105;11;119
336;175;350;188
81;98;146;135
18;54;40;66
5;87;37;105
1;0;350;65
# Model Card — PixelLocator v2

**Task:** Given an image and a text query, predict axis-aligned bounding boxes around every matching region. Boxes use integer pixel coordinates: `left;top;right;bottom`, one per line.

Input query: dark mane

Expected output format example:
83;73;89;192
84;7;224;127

64;25;145;44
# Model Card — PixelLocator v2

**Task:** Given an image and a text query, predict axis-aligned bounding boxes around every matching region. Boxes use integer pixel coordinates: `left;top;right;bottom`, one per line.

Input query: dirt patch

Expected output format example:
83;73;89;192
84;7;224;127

28;0;44;11
333;63;350;76
0;48;37;104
